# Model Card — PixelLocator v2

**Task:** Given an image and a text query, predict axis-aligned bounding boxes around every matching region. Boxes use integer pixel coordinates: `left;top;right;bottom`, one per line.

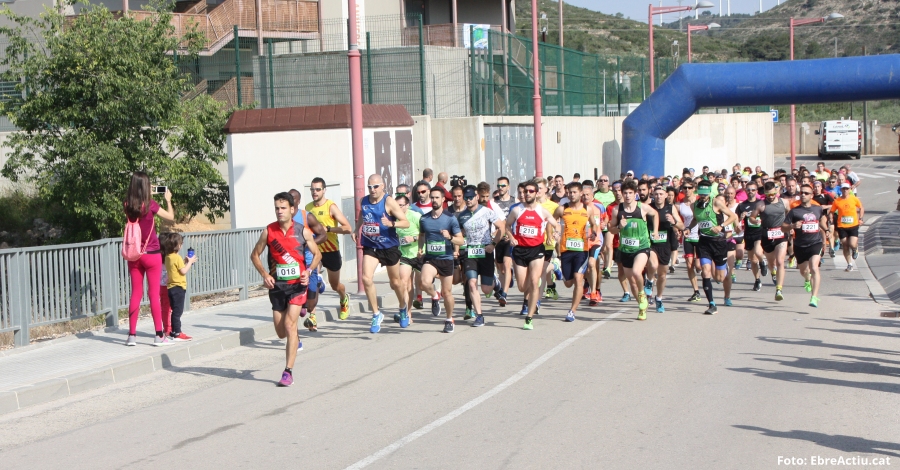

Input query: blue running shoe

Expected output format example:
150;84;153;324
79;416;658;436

317;275;325;294
656;300;665;313
399;308;410;328
565;310;576;322
472;314;485;327
520;303;528;315
643;280;652;296
393;313;401;323
620;293;632;302
724;298;733;307
370;312;384;333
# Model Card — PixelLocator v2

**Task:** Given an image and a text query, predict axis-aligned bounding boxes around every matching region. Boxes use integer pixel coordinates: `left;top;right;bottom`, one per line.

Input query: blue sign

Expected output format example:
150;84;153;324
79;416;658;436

771;109;779;122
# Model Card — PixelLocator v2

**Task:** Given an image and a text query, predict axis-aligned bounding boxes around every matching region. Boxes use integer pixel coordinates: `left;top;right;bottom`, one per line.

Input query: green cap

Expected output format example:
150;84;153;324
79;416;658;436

696;186;712;196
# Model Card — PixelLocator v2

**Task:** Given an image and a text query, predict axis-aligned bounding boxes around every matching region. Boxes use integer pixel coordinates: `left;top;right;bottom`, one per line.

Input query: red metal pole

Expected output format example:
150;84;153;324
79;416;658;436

649;4;655;92
532;0;543;177
348;0;366;293
789;18;796;171
687;27;692;63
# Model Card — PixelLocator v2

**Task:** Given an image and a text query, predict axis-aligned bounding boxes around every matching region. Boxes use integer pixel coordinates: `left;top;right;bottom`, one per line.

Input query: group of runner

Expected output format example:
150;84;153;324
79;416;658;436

251;165;865;386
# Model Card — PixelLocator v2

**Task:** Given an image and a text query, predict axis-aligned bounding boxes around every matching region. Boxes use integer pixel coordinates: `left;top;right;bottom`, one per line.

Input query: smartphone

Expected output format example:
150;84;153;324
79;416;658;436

154;186;167;194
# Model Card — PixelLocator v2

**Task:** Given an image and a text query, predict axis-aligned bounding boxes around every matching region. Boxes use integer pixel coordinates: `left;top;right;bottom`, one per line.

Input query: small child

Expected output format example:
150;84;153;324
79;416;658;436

159;233;173;336
162;233;197;341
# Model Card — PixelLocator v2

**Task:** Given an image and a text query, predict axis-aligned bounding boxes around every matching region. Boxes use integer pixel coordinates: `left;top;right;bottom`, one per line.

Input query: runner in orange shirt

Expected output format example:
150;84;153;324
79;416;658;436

831;183;864;272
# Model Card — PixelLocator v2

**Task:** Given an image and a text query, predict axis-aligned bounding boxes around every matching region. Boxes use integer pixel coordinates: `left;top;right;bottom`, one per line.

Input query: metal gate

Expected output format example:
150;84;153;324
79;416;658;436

484;125;535;190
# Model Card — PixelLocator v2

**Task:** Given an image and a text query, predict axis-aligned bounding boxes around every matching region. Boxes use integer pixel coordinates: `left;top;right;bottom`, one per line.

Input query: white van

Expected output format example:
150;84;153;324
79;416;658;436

815;120;861;159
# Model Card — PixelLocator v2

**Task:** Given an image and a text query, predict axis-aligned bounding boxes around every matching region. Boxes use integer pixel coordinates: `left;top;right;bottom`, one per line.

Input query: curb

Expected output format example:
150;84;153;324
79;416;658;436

0;292;396;417
859;215;896;306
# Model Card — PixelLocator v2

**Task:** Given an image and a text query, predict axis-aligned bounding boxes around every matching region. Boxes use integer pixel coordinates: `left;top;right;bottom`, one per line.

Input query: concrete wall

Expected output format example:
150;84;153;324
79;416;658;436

428;115;485;182
774;121;899;156
665;113;774;177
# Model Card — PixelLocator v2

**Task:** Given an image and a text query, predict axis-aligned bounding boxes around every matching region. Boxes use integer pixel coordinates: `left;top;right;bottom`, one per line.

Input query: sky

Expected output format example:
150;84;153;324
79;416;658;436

561;0;780;23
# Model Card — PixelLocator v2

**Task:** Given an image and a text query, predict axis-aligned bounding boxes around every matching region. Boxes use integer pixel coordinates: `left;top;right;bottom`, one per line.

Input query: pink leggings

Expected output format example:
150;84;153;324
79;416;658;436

128;253;164;335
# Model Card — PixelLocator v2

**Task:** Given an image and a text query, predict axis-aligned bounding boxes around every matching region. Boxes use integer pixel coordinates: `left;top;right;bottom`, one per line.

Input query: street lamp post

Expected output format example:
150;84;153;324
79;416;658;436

649;1;714;92
687;22;719;63
789;12;843;170
532;0;544;177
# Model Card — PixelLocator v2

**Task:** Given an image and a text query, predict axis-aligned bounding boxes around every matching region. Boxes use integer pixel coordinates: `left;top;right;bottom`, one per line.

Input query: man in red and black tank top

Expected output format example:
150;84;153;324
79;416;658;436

251;192;321;387
505;181;559;331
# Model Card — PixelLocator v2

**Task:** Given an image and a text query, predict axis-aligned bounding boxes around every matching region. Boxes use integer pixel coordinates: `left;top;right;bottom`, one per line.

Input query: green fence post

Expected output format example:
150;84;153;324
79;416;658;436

488;31;494;115
366;32;374;104
470;25;476;115
594;55;600;117
641;58;646;101
234;25;242;108
418;14;427;116
616;56;621;115
267;39;275;108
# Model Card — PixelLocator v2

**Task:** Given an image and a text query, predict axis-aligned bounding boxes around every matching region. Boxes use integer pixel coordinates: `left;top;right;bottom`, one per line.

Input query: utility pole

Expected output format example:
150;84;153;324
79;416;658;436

559;0;563;48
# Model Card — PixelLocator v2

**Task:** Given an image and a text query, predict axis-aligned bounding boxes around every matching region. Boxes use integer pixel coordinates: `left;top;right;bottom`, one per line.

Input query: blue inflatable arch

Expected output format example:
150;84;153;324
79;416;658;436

621;55;900;176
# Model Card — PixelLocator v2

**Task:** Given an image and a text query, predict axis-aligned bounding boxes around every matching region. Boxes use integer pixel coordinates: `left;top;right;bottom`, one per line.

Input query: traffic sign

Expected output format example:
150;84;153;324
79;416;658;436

771;109;779;122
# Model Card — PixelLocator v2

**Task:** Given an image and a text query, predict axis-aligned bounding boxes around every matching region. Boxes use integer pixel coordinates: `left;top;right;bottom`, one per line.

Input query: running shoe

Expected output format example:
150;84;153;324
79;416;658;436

297;341;303;351
520;303;528;315
835;240;841;251
393;313;401;323
339;293;350;320
443;320;454;333
688;292;702;302
548;287;559;300
643;280;652;296
543;288;552;299
735;260;743;270
153;335;173;346
775;289;784;301
277;371;293;387
668;265;675;274
804;279;812;293
499;292;508;307
724;298;732;307
809;296;819;308
171;332;192;341
760;261;769;277
656;300;665;313
464;308;475;320
637;309;647;321
370;312;384;333
603;268;611;280
317;276;326;294
523;317;534;330
413;294;423;310
536;299;541;315
852;248;859;260
472;315;485;327
845;264;854;272
753;279;762;292
431;297;441;317
399;308;410;328
704;304;718;315
589;291;600;306
730;273;736;283
647;295;655;306
746;261;752;271
771;271;777;286
788;257;797;269
552;259;563;280
638;293;649;311
565;310;576;322
304;313;318;332
829;246;836;257
126;334;136;346
620;292;632;302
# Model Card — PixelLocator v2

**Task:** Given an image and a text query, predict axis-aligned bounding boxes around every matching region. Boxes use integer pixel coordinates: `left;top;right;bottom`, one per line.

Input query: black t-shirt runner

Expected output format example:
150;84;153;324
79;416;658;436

736;200;761;234
788;205;824;248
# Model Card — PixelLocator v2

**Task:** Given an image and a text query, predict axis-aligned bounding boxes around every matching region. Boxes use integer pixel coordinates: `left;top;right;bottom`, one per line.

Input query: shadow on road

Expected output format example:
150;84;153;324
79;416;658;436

757;336;900;356
728;367;899;394
743;354;900;378
733;425;900;458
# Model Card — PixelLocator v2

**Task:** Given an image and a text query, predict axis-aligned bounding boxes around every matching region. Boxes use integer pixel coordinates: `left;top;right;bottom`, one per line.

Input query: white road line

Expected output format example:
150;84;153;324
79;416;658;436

874;191;892;196
853;172;883;178
345;310;626;470
875;172;899;177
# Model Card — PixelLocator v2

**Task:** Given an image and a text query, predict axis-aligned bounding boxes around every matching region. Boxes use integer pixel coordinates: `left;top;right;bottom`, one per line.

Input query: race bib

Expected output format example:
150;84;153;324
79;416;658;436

840;216;855;225
698;221;714;230
276;263;301;281
426;242;446;256
467;245;485;258
362;223;380;237
621;237;640;247
519;225;539;238
802;223;819;233
653;232;668;242
565;238;584;251
399;236;412;246
767;229;784;240
724;225;734;233
686;237;699;243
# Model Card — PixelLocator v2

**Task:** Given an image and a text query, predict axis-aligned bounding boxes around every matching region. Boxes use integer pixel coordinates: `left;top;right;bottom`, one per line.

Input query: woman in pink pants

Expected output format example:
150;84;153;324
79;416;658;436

124;172;175;346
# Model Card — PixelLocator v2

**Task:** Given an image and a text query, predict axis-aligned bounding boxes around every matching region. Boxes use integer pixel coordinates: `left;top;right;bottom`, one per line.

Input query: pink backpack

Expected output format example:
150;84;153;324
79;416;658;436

122;216;153;261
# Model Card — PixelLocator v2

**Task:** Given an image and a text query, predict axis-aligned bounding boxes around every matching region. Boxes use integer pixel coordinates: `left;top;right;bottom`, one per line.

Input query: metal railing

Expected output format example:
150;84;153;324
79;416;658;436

0;227;265;347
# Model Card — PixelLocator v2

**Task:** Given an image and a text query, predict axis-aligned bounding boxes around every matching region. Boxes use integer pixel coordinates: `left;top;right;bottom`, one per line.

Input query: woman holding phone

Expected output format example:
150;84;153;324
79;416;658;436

124;171;175;346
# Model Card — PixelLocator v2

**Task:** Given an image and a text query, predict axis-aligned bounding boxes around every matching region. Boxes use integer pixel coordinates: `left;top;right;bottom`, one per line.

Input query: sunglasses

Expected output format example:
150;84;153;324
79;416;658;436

747;188;757;192
525;189;537;194
418;189;428;194
464;196;476;201
765;192;778;197
497;184;508;188
599;179;609;182
800;191;813;195
367;184;381;190
310;187;324;192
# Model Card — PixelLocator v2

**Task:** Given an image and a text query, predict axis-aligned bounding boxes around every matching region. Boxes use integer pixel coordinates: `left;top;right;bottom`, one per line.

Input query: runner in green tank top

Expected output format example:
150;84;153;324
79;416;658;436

687;180;738;315
609;180;659;321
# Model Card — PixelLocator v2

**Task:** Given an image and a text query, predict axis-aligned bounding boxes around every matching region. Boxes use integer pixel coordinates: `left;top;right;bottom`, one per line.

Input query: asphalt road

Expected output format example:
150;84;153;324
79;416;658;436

1;155;898;469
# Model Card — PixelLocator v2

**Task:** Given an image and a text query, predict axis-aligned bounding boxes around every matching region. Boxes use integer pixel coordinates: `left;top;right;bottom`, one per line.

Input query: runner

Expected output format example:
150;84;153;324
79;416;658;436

581;179;608;305
648;185;683;313
394;195;421;326
250;192;321;387
736;182;766;292
812;180;835;258
418;187;465;333
678;182;703;302
832;182;864;272
787;184;828;307
493;176;514;306
749;181;790;301
723;186;743;298
288;189;326;332
608;180;658;320
457;185;506;327
352;175;410;333
413;181;433;214
506;181;560;330
687;181;738;314
537;177;561;301
593;175;616;279
306;178;353;320
553;182;602;321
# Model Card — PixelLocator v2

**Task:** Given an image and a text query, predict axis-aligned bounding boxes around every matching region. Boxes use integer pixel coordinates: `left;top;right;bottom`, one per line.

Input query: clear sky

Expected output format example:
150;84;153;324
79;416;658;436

561;0;780;23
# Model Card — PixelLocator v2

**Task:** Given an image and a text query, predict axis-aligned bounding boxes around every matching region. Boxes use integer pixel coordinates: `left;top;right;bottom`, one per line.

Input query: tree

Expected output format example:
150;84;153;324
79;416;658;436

0;1;230;241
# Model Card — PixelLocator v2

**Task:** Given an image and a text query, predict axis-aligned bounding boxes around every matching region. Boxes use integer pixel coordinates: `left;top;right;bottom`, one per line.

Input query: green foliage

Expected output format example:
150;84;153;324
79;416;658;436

739;33;790;61
0;1;230;242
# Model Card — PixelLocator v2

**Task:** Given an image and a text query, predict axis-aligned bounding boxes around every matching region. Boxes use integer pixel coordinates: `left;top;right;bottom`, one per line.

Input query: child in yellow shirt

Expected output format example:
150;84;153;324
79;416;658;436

162;233;198;341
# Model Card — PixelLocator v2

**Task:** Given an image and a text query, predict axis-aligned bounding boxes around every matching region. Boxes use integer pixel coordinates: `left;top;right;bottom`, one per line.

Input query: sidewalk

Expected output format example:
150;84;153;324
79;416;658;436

861;210;900;305
0;271;406;415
